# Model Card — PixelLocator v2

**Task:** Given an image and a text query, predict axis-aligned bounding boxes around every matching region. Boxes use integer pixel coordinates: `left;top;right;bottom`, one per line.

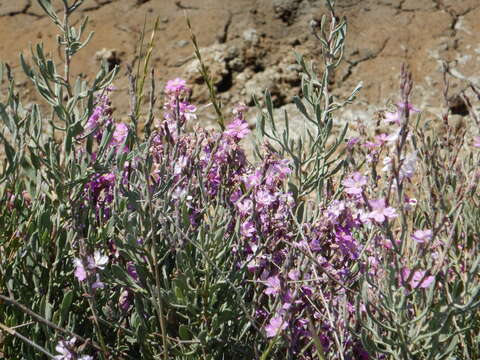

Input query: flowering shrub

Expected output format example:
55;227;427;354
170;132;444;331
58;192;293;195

1;0;479;359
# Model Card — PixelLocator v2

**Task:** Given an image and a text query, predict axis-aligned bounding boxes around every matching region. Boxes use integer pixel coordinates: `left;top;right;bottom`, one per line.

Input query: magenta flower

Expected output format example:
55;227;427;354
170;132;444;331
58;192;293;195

111;123;129;146
265;315;288;338
412;229;432;244
346;137;360;148
224;118;250;140
165;77;188;95
232;102;248;117
178;101;197;121
244;170;262;189
401;268;435;289
367;198;398;223
342;172;367;195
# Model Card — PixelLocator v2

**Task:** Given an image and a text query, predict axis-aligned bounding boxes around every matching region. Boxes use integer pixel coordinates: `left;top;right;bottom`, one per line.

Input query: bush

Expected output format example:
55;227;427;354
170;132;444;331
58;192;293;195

0;0;479;359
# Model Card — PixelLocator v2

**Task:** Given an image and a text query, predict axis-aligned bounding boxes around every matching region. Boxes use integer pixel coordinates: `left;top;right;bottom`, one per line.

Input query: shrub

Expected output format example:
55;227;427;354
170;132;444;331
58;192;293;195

0;0;479;359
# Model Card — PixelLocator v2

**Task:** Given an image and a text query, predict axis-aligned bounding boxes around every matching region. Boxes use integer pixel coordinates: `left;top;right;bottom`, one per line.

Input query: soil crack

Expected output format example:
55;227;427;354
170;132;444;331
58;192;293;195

341;38;389;82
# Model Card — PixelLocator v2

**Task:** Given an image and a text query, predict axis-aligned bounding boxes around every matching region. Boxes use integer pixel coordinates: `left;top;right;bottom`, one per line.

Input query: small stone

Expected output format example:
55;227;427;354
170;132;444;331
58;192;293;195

175;40;189;48
95;48;122;71
272;0;301;24
243;28;259;46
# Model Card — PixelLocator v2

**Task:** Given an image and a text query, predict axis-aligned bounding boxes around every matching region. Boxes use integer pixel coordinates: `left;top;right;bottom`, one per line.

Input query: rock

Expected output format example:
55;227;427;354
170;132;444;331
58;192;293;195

0;0;29;15
242;28;259;46
272;0;302;24
95;48;122;71
244;67;283;105
183;43;231;87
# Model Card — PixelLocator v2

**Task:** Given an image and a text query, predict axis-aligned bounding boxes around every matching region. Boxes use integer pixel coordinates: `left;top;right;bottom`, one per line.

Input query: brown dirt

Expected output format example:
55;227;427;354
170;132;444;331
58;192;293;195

1;0;480;130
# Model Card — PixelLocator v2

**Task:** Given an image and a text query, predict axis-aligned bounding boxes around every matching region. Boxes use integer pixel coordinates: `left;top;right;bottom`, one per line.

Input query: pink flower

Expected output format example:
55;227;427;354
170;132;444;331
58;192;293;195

412;229;432;244
265;315;288;338
266;160;291;185
342;172;367;195
73;259;87;282
232;102;248;117
165;78;188;95
397;101;420;113
244;170;262;189
401;268;435;289
473;136;480;148
236;199;253;216
368;198;397;223
346;137;360;148
111;123;129;147
375;133;389;146
255;189;276;208
384;111;401;125
264;275;281;296
224;118;250;140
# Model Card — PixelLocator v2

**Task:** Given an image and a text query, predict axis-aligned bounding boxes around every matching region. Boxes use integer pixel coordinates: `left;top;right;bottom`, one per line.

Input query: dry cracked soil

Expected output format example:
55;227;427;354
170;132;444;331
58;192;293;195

1;0;480;135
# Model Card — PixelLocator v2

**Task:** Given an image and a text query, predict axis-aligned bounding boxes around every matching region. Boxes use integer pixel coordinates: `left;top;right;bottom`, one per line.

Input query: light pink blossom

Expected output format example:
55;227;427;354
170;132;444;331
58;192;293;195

412;229;432;244
342;172;367;195
368;198;398;223
265;315;288;338
401;268;435;289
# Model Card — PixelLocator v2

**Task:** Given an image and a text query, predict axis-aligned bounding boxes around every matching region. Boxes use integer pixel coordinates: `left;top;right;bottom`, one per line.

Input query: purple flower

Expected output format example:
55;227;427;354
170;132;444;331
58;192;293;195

342;172;367;195
265;315;288;338
412;229;432;244
241;220;256;238
73;259;87;282
266;159;291;185
119;289;132;311
255;189;276;208
244;170;262;189
346;137;360;148
91;274;105;290
264;275;281;296
110;122;129;147
236;199;253;216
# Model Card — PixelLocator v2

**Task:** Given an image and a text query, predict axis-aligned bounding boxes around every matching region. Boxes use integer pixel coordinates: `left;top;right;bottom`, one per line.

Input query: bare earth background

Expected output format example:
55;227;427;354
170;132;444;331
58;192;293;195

1;0;480;133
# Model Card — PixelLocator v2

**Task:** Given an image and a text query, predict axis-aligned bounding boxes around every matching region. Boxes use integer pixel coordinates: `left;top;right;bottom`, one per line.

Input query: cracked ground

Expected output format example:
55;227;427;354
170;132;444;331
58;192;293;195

0;0;480;128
